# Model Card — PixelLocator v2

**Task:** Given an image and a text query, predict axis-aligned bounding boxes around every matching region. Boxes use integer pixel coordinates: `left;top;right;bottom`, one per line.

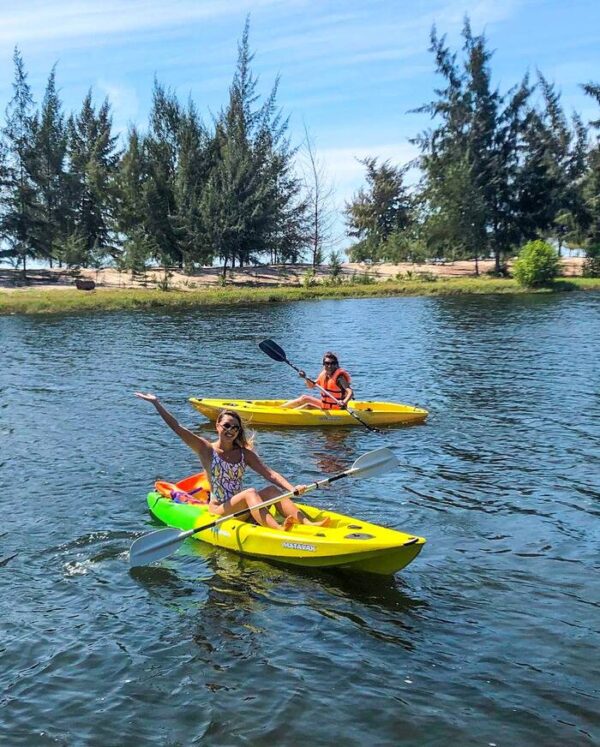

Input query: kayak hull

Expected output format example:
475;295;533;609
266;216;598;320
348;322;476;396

189;397;428;427
147;474;425;575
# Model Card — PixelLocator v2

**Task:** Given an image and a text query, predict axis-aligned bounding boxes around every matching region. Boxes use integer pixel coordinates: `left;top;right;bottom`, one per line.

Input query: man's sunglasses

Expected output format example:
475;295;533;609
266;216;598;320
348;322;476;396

323;360;337;366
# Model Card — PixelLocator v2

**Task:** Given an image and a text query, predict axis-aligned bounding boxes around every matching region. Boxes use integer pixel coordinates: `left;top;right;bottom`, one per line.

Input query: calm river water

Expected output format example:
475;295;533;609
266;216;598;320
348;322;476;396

1;293;599;745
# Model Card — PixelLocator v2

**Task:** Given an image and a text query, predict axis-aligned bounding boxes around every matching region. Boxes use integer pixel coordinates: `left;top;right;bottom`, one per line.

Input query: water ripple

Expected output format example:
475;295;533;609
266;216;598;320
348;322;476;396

1;294;599;745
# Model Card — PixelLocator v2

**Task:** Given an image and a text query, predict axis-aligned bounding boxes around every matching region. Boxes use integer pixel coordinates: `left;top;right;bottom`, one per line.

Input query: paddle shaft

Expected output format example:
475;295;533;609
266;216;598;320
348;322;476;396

282;358;381;433
181;469;357;540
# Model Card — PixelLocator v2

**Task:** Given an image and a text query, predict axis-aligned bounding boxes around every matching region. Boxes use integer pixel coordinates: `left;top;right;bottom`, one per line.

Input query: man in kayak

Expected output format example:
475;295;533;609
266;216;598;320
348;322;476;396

135;393;329;530
281;352;353;410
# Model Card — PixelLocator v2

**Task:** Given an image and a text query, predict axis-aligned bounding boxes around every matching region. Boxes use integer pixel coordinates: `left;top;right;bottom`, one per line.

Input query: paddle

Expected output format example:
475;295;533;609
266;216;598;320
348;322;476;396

258;338;381;433
129;446;398;568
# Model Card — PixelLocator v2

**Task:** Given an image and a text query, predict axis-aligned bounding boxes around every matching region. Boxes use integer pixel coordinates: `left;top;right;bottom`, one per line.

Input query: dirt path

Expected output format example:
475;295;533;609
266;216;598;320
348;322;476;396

0;257;585;292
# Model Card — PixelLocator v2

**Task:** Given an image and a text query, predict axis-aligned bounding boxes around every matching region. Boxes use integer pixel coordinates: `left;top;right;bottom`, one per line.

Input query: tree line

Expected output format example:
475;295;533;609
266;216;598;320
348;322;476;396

346;20;600;274
0;21;321;279
1;18;599;280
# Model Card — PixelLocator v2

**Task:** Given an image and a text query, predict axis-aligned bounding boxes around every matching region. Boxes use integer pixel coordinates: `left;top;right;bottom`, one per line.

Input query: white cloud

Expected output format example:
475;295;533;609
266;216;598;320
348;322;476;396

0;0;281;46
260;0;522;71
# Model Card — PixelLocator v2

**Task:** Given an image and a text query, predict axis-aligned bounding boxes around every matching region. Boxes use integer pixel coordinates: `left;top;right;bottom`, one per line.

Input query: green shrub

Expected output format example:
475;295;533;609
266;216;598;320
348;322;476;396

156;269;173;291
416;271;437;282
513;240;560;287
302;269;316;287
351;270;376;285
582;245;600;278
328;250;343;284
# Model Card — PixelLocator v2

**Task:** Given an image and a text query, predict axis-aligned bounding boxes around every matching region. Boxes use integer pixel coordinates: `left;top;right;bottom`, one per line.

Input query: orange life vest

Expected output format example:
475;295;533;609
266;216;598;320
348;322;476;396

316;367;352;409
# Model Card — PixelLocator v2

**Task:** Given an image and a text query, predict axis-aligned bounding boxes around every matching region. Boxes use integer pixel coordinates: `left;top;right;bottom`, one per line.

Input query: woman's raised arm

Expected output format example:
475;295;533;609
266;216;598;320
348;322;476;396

134;393;211;459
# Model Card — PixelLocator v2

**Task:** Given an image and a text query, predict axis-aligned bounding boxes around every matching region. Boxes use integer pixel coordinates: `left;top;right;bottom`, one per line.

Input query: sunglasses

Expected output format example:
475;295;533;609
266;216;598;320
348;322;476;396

220;422;240;432
323;360;337;366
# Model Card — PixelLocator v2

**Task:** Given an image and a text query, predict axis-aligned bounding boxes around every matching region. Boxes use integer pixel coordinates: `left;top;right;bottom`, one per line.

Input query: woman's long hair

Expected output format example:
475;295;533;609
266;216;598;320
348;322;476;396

216;410;254;449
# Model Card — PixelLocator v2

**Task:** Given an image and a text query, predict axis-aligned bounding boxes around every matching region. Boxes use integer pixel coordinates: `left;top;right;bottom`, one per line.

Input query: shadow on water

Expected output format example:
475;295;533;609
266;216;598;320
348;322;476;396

129;564;184;588
196;555;428;652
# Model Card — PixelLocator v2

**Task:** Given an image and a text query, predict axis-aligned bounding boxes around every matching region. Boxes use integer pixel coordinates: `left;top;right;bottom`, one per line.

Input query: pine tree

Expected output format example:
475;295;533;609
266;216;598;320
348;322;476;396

115;127;146;237
200;19;308;274
200;118;265;277
171;101;214;270
66;91;119;266
518;74;589;255
413;20;533;272
421;153;487;271
114;127;154;273
143;81;182;268
30;66;69;267
0;48;43;277
345;157;413;262
581;83;600;249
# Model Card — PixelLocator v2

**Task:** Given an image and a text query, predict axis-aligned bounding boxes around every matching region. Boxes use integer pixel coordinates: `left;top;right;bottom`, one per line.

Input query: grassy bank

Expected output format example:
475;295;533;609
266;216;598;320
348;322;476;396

1;276;599;315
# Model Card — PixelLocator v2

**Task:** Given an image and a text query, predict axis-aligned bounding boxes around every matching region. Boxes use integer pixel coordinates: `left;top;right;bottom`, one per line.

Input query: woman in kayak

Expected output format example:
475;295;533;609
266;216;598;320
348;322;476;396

282;351;353;410
135;393;328;530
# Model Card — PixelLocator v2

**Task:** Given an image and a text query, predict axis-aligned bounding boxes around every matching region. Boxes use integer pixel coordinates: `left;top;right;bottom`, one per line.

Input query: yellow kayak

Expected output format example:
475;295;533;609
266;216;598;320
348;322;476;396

189;397;428;427
147;472;425;575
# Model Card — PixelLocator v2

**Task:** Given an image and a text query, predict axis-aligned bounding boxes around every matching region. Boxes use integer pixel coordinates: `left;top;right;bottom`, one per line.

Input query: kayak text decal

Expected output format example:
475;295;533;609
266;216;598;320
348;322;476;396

282;541;316;552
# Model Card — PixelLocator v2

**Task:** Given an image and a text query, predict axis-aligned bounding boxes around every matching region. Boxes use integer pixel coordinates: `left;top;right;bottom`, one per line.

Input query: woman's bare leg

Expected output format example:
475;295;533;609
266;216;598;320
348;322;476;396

280;394;323;409
273;495;330;527
211;486;329;530
218;487;282;529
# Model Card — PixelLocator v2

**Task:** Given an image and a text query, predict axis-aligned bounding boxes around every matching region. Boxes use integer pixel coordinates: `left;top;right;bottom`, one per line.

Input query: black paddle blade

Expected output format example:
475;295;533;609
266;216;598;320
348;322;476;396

259;339;287;363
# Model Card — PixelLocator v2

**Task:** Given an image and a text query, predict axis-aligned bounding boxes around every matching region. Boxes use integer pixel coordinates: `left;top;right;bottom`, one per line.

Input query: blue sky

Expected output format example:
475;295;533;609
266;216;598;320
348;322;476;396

1;0;599;247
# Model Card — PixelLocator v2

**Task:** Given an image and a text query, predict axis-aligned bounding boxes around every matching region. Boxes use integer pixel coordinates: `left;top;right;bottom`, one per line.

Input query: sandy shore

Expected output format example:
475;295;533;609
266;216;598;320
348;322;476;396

0;257;585;292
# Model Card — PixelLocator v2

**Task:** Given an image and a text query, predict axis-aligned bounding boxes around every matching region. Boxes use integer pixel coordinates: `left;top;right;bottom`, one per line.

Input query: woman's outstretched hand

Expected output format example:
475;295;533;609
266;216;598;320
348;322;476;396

134;392;159;403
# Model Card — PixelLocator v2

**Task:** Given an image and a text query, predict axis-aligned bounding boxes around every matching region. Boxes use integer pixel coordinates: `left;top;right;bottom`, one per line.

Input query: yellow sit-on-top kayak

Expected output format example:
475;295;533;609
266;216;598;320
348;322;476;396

148;472;425;575
189;397;428;427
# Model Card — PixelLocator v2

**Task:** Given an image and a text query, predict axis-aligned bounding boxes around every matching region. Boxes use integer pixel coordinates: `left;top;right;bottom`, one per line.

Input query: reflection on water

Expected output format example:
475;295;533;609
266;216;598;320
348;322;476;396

312;428;357;473
1;293;599;745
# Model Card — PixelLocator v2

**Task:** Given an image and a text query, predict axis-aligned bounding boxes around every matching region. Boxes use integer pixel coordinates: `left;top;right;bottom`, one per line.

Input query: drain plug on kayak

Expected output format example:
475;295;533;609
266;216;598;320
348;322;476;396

345;533;375;540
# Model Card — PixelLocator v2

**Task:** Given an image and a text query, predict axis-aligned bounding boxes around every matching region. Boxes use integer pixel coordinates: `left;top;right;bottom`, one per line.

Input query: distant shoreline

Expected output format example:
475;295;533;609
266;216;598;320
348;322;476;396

0;257;586;294
1;268;598;316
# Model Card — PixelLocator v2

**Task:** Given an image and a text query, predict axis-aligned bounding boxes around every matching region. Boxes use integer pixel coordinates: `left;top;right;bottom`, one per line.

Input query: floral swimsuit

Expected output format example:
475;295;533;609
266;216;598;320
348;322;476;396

209;448;246;504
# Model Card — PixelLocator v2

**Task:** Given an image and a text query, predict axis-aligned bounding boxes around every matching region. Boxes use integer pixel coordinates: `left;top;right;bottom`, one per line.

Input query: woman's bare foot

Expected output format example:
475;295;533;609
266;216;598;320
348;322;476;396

283;515;298;531
303;516;331;527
